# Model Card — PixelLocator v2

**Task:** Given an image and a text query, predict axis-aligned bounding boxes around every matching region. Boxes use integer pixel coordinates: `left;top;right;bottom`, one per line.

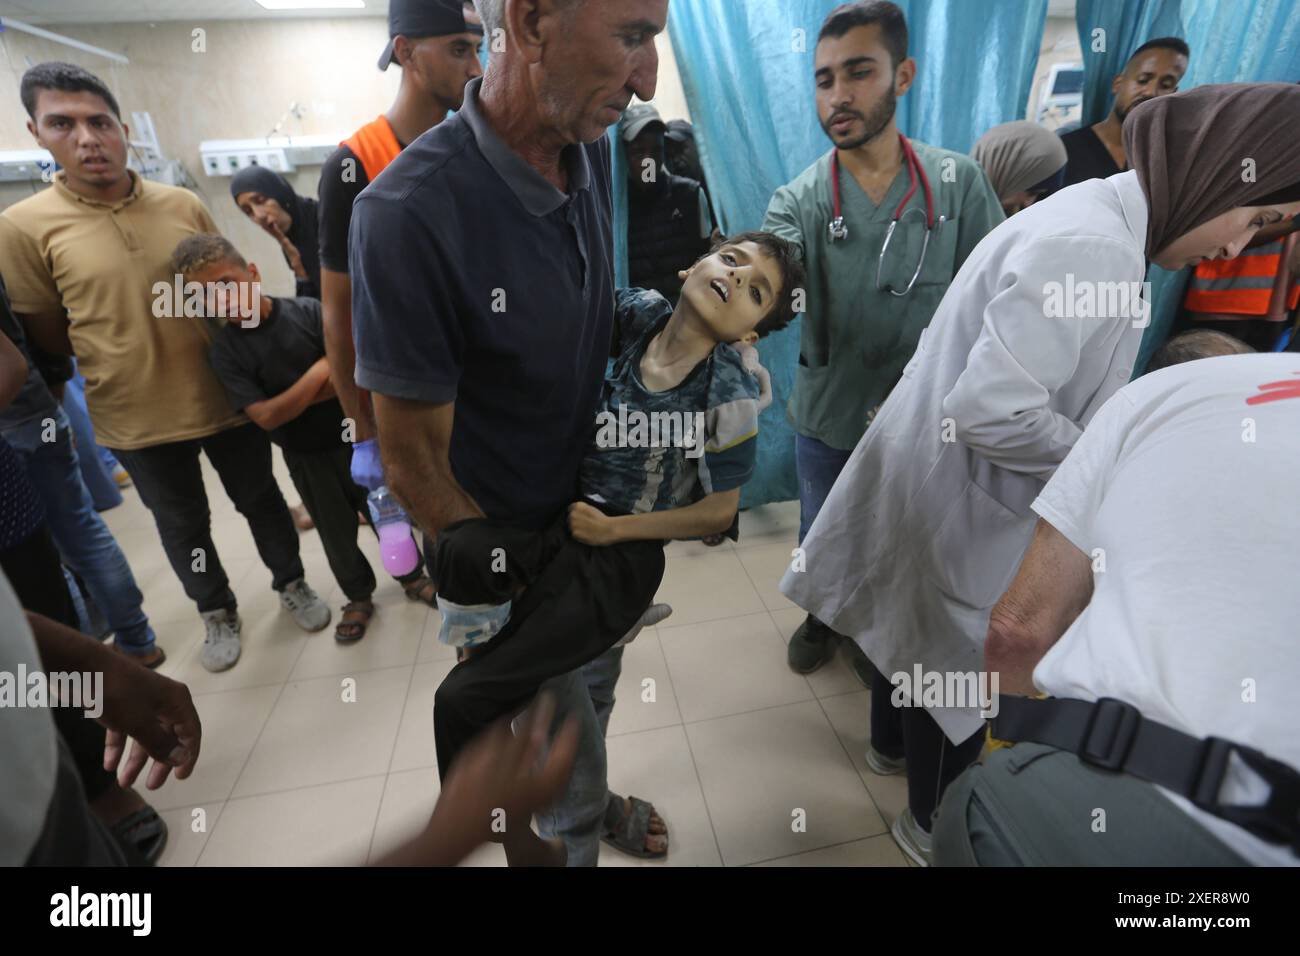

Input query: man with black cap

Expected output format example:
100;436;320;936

317;0;483;535
621;103;713;306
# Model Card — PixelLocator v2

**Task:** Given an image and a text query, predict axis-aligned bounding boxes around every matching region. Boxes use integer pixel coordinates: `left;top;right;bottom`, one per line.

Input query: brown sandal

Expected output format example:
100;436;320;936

401;575;437;607
335;600;374;643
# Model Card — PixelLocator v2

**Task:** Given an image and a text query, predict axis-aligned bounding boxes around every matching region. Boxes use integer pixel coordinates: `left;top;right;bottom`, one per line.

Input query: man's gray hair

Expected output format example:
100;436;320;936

1146;329;1255;373
473;0;506;37
473;0;583;40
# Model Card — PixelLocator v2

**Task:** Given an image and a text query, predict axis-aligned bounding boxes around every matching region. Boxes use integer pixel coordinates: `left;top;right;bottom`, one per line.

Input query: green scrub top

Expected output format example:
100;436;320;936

762;140;1004;451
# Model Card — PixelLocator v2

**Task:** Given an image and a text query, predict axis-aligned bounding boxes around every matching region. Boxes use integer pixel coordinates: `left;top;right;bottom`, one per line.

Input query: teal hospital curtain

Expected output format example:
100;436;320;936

1075;0;1184;126
668;0;1046;506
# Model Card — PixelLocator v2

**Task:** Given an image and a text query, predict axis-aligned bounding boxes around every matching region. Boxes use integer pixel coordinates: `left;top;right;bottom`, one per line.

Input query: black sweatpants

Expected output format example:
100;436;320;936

283;442;427;601
111;423;302;614
432;511;665;779
0;525;117;802
870;664;985;832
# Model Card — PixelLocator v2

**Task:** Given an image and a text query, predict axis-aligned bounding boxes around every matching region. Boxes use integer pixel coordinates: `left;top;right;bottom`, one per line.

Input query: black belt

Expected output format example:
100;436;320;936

991;696;1300;854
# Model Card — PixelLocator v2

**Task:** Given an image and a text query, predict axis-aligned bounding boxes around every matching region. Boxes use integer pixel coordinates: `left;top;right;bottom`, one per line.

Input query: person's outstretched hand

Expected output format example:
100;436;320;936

376;695;579;866
100;656;202;791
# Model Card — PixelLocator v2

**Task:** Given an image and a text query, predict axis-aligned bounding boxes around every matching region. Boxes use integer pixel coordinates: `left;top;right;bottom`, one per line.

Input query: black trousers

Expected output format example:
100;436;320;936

432;511;665;779
284;443;376;602
0;525;117;802
870;665;985;832
112;423;302;613
283;442;426;601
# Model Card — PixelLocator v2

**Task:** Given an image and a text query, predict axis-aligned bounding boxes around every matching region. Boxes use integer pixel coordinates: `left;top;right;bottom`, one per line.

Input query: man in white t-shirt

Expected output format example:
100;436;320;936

933;351;1300;866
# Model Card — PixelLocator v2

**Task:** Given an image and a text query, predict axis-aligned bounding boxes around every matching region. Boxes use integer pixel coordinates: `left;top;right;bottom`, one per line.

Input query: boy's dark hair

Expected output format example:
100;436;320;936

818;1;908;70
1128;36;1190;65
171;234;247;279
21;61;122;120
707;230;806;339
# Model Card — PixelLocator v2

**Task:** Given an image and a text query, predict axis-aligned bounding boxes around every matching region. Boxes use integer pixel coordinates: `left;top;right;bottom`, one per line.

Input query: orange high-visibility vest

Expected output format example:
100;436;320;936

1184;240;1300;316
342;115;402;184
339;116;402;425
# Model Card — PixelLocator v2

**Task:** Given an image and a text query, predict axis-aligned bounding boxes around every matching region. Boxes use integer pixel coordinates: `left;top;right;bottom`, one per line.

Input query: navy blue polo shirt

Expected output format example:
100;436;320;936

350;76;614;530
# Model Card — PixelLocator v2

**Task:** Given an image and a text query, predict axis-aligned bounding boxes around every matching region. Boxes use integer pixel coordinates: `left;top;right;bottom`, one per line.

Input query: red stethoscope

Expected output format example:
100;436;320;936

829;133;946;297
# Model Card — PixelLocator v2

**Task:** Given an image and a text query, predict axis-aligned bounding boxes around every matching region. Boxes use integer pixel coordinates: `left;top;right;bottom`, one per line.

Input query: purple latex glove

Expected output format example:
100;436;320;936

350;438;385;491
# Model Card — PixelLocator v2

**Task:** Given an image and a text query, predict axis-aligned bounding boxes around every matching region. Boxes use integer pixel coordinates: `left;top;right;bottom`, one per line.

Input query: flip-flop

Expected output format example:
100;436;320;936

601;794;668;860
110;807;168;866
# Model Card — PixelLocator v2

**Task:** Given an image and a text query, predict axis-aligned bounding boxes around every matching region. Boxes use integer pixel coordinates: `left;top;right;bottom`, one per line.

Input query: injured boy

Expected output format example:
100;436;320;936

432;231;805;796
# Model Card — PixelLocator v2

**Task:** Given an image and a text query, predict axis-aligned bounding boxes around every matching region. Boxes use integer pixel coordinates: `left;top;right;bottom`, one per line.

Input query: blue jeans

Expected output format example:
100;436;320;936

2;410;156;652
534;646;624;867
61;366;123;512
795;433;854;544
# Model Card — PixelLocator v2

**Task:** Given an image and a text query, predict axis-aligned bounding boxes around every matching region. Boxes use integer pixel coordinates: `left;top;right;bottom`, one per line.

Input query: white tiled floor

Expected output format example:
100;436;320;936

103;453;907;867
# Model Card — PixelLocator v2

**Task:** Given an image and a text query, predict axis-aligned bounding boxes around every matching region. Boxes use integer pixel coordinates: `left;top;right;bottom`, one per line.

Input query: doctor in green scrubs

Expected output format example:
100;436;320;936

762;0;1002;683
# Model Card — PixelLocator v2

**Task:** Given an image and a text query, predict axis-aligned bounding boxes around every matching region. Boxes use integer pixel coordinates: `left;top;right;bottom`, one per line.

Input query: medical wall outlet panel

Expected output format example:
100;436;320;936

199;136;340;178
0;149;56;183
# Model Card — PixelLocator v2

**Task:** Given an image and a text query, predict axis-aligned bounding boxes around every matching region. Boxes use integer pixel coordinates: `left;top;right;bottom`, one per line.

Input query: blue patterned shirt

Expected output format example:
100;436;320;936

579;288;760;523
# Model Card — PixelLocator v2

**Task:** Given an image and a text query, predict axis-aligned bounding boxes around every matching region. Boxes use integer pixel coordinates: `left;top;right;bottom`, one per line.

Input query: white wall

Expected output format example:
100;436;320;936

0;17;403;294
0;17;693;294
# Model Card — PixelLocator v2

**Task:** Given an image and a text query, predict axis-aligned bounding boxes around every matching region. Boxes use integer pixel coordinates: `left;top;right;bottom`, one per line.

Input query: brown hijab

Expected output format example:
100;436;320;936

1124;82;1300;255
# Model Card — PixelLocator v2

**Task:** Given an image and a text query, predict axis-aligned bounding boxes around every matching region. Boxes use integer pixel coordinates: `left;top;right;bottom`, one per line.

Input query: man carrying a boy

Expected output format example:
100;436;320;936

429;232;802;865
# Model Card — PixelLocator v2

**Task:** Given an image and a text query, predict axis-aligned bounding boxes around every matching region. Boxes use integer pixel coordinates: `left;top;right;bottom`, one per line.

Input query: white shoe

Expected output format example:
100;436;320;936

200;608;242;672
614;603;673;647
280;578;331;632
891;807;932;867
865;745;906;776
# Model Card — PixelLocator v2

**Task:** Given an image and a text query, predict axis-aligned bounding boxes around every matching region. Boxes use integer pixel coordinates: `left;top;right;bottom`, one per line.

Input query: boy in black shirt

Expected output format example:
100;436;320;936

174;234;434;641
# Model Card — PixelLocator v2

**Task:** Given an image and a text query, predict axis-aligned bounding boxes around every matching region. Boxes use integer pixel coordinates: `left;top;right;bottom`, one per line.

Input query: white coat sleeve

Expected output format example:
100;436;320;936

941;235;1139;481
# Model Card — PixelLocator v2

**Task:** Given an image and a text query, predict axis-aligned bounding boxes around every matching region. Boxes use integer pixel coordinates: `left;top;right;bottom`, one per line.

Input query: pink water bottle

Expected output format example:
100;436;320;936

367;487;420;577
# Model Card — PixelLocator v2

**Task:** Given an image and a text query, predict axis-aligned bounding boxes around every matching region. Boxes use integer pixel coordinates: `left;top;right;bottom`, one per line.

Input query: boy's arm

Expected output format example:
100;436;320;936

243;358;332;432
569;488;740;545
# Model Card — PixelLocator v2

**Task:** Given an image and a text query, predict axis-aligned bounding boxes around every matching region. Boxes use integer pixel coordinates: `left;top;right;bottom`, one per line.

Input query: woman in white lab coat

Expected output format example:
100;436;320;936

779;82;1300;861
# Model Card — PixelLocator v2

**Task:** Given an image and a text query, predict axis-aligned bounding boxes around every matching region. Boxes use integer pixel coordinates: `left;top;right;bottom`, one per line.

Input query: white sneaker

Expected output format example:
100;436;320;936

200;608;242;672
614;603;673;647
891;807;932;867
280;579;331;632
865;745;907;776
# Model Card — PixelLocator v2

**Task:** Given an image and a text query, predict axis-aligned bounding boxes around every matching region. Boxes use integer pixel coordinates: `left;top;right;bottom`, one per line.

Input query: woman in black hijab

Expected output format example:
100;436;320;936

229;166;321;300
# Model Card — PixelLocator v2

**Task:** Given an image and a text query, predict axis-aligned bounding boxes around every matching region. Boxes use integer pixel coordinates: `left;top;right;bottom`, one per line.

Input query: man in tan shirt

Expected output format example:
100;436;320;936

0;62;329;672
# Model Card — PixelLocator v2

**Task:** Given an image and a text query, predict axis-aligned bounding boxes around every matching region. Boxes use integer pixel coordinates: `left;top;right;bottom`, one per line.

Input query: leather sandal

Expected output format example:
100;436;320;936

335;600;374;643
